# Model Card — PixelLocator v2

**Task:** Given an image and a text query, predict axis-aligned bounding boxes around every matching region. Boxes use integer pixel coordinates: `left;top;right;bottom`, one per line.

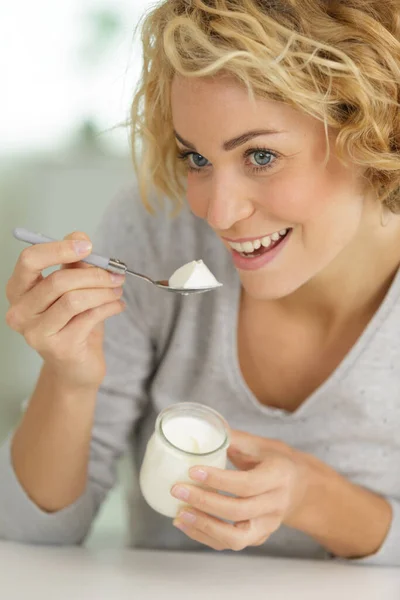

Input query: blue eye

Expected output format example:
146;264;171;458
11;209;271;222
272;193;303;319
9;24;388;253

177;150;210;171
177;146;278;174
249;150;273;166
189;153;209;168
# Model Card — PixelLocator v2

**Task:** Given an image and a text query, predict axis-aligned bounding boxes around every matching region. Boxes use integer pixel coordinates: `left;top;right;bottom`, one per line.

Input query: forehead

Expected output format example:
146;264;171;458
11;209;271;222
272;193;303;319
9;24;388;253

171;75;320;142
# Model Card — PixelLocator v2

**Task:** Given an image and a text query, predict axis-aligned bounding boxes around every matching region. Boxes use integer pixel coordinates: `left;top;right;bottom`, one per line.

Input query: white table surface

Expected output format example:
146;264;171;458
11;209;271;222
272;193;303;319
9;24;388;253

1;542;399;600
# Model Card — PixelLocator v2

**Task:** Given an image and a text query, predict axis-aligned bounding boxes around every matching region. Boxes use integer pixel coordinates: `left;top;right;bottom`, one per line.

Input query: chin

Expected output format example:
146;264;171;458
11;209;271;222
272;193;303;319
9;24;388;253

239;271;308;301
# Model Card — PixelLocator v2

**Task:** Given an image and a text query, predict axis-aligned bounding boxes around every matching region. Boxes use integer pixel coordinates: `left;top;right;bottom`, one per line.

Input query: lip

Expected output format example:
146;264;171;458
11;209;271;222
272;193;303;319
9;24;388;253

222;229;289;244
230;229;292;271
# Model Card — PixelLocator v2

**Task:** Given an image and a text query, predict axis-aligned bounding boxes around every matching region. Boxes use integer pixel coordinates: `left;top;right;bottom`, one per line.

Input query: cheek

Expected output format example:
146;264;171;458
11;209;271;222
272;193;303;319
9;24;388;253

262;168;353;224
186;174;208;218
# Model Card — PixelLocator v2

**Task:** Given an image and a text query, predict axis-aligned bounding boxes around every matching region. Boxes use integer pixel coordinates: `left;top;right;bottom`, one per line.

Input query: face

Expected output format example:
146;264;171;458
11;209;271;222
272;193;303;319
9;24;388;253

171;75;369;300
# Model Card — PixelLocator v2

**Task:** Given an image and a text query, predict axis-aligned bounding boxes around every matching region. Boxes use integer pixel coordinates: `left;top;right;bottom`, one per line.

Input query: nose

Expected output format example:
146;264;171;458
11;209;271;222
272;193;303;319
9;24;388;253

206;172;255;231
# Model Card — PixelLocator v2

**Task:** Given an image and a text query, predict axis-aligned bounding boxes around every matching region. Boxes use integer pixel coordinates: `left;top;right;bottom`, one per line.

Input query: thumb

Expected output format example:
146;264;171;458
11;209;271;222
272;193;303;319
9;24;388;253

227;430;263;471
228;446;260;471
61;231;93;270
227;430;294;470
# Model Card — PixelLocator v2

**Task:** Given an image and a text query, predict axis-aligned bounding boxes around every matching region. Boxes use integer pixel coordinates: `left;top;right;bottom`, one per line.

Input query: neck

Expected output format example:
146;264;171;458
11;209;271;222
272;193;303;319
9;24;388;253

277;208;400;329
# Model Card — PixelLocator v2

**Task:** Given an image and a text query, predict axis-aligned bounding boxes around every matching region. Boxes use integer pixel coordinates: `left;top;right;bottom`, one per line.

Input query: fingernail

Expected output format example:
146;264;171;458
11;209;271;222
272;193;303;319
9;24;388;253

179;511;197;524
190;468;208;482
171;486;190;501
111;273;125;284
74;241;92;255
113;287;123;296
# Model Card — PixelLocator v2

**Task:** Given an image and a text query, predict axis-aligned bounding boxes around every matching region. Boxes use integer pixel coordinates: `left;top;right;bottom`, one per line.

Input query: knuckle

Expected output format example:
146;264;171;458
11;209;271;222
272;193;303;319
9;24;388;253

201;519;214;538
232;501;249;522
5;307;20;330
87;304;102;321
46;270;65;295
19;247;35;269
62;290;84;313
204;536;224;551
64;230;87;241
62;240;79;259
47;240;77;264
231;538;247;552
195;491;209;511
252;535;269;547
93;267;107;285
212;544;225;552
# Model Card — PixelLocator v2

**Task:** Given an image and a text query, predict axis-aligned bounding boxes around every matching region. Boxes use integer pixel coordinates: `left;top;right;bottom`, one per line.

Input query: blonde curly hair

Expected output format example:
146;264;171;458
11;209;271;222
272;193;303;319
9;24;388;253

130;0;400;213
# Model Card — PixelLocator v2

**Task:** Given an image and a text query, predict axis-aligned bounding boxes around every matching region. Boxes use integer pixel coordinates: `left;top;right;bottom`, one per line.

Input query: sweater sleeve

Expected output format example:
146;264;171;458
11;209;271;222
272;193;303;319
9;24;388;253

0;186;156;545
329;497;400;567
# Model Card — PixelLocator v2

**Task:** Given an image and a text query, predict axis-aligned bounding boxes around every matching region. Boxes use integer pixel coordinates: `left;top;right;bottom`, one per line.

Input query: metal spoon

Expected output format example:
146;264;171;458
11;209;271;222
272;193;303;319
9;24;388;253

13;228;222;296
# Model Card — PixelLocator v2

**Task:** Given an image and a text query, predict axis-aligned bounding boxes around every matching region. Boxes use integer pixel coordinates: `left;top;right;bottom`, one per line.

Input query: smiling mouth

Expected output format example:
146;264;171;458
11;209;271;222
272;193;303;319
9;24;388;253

227;228;292;257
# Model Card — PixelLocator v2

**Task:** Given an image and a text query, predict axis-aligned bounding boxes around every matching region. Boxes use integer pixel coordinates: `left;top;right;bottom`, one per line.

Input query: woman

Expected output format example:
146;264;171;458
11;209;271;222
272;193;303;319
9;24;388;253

1;0;400;566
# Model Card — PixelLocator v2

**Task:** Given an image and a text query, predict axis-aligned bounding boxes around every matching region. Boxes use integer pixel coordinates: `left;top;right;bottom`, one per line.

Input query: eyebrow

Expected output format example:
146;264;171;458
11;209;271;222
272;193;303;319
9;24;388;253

174;129;286;152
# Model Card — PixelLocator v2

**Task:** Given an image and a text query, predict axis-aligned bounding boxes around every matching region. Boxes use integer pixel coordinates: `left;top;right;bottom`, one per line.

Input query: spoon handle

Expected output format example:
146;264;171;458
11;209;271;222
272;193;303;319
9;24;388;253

13;227;114;271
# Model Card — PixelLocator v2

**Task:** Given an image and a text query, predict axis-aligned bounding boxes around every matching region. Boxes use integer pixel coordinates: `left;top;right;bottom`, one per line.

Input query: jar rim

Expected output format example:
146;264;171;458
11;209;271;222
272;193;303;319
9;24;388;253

156;402;230;457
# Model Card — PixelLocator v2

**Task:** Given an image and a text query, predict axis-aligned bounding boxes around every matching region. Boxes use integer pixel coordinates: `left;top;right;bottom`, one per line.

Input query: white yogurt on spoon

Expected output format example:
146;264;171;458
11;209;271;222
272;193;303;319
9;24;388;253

169;260;222;290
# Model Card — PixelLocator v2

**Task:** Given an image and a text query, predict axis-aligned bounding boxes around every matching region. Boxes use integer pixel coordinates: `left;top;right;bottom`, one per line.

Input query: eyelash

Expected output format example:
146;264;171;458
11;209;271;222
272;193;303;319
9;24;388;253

176;147;280;174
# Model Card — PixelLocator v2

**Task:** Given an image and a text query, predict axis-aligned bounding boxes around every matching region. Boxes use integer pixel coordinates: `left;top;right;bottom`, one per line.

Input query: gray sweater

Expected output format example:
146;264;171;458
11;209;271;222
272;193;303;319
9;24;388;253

1;184;399;566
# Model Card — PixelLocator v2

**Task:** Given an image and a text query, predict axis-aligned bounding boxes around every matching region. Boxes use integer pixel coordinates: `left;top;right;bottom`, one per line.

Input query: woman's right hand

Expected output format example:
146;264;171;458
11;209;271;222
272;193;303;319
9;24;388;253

5;231;126;389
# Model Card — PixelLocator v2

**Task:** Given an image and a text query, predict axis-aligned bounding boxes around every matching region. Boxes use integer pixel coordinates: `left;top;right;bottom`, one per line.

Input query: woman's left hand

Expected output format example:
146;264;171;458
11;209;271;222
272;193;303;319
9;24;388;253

171;430;315;551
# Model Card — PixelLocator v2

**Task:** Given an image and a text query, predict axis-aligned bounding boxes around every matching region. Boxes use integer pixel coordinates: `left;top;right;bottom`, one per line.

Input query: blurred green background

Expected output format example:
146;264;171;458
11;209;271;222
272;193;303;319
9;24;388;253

1;0;157;546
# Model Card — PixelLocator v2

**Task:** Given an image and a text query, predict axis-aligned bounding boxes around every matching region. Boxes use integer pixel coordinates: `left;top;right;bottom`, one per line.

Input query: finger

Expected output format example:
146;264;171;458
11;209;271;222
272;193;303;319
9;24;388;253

61;231;93;271
174;510;278;552
61;299;126;343
23;299;125;361
11;267;124;328
28;287;124;338
228;430;294;459
61;232;114;337
171;483;283;522
188;458;282;497
8;233;92;301
61;232;115;336
173;518;225;551
227;448;260;471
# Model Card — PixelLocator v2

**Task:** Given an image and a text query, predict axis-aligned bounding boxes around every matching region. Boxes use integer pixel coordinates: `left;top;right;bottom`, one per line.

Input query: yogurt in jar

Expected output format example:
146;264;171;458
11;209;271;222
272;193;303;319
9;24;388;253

139;403;230;518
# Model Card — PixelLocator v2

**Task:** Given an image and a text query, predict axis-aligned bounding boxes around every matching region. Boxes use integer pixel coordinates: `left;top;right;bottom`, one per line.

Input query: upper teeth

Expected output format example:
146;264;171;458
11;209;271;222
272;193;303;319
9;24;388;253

228;229;289;253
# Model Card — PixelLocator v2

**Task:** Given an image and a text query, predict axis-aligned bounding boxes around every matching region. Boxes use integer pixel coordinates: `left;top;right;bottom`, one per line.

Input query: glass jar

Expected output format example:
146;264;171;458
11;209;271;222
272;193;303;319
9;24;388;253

139;402;230;518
